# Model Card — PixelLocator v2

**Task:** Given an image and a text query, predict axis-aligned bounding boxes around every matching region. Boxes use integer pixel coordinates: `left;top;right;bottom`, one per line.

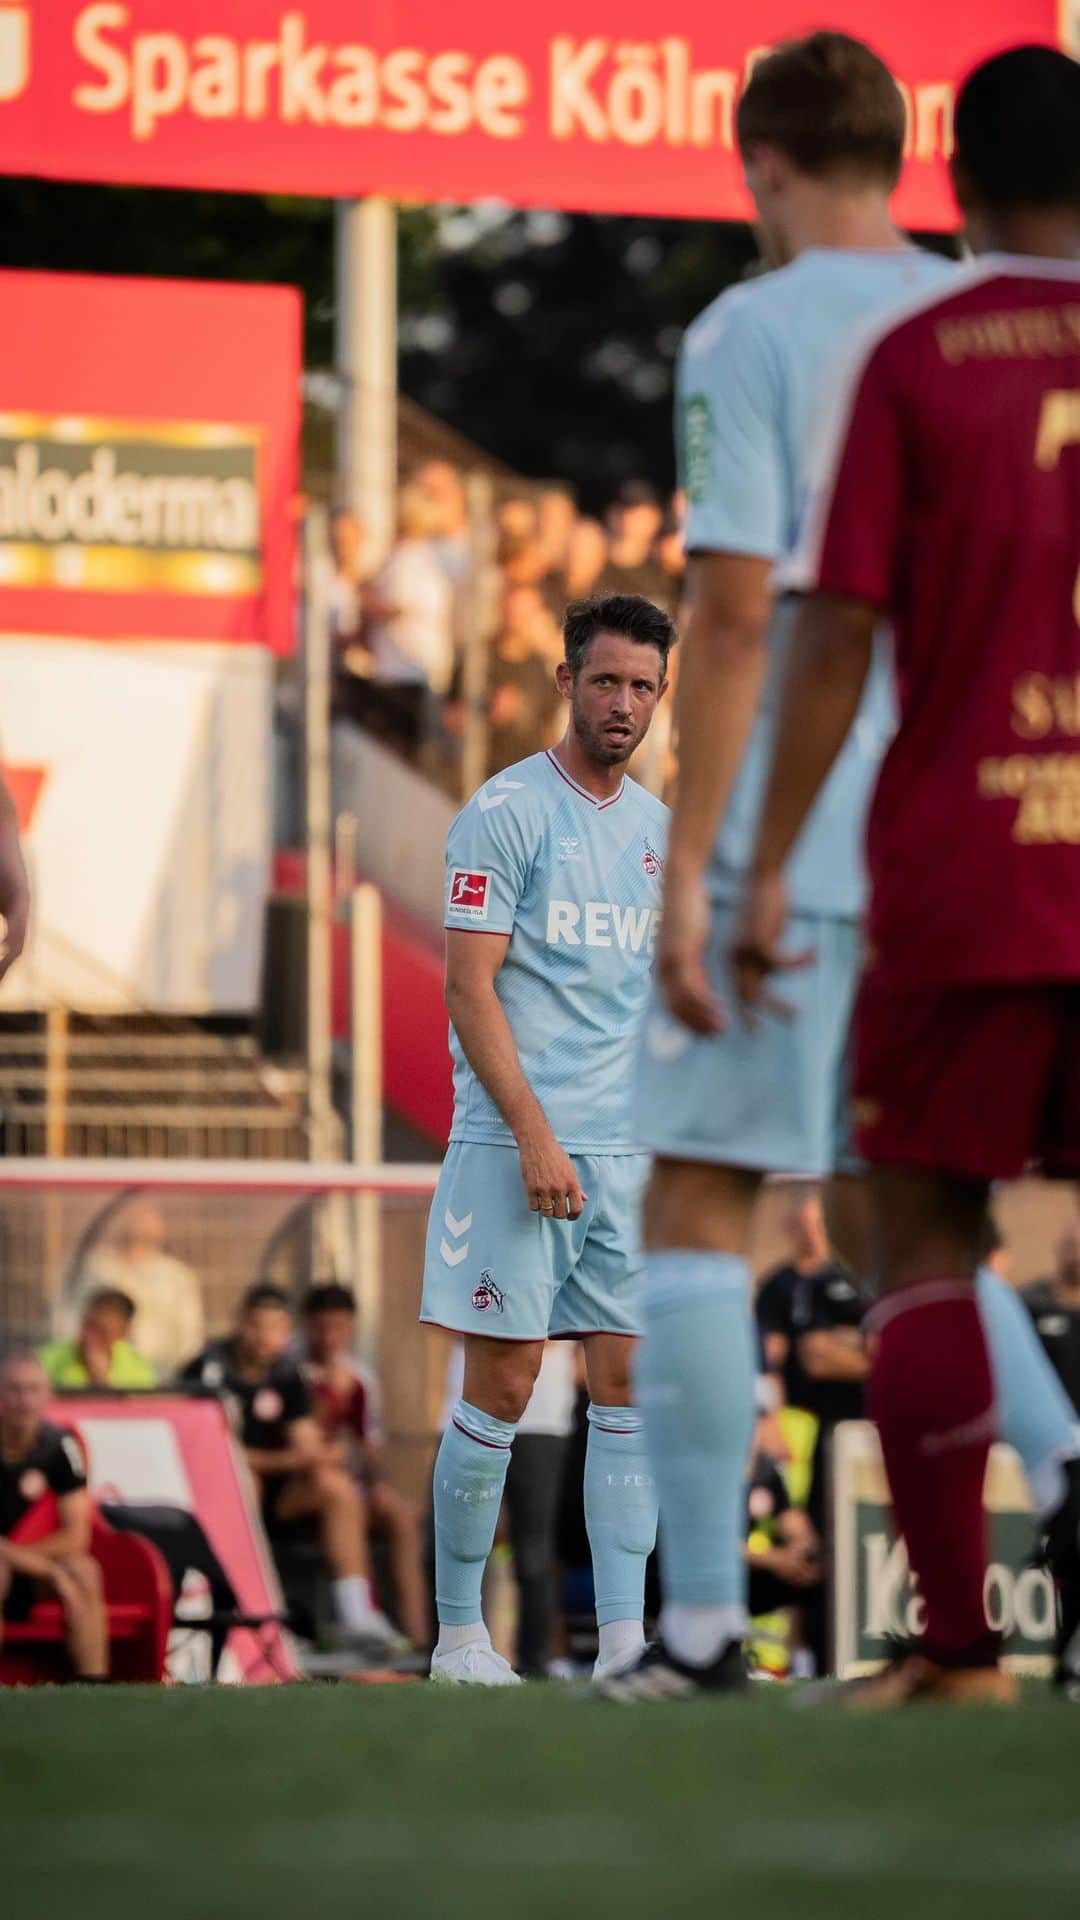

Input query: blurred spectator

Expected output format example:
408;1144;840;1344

565;517;609;599
415;459;472;590
70;1201;204;1378
656;490;687;591
536;485;577;580
301;1283;429;1650
598;480;675;611
487;584;563;776
1023;1215;1080;1407
496;494;539;543
40;1289;157;1390
0;1352;107;1678
181;1285;395;1654
756;1189;868;1543
328;508;371;648
367;484;455;761
744;1420;824;1676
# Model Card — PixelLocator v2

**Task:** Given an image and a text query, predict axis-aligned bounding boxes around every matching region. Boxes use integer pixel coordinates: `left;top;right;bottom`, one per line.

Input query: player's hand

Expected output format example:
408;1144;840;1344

732;869;814;1024
657;862;725;1036
516;1126;587;1221
0;829;29;986
767;1545;821;1589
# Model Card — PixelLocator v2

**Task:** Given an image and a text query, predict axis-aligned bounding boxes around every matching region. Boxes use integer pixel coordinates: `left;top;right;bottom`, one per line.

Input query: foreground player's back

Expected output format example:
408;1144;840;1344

680;243;953;915
798;256;1080;985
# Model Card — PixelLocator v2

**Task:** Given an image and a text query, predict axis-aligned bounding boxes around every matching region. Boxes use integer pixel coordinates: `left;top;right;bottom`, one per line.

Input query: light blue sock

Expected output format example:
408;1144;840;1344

976;1267;1079;1515
584;1404;658;1629
433;1398;516;1626
635;1251;756;1614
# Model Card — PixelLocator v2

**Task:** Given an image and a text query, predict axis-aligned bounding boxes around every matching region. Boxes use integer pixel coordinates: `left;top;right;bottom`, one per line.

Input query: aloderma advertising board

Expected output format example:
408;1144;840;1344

0;270;300;1013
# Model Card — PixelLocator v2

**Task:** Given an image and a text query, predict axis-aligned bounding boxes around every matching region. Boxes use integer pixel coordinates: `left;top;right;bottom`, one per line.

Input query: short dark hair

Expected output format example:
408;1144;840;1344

301;1282;357;1317
84;1287;136;1325
955;47;1080;213
241;1283;292;1316
562;594;676;679
737;32;905;188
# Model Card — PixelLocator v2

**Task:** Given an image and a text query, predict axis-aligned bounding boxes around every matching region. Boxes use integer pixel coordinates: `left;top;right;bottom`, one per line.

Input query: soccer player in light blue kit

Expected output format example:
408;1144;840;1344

601;32;1080;1700
421;593;673;1684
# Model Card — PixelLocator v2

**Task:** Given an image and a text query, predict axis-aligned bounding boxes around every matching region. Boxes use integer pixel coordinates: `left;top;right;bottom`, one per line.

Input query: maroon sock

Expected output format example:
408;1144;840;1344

868;1281;999;1666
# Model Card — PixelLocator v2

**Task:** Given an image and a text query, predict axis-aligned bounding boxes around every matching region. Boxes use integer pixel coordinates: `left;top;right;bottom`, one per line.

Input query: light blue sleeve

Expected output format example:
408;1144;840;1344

444;789;533;935
676;294;785;561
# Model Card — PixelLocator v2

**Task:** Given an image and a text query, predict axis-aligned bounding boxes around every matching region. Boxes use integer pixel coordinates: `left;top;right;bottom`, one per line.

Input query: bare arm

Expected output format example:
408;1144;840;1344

658;552;772;1033
734;595;875;1011
14;1486;94;1564
246;1416;325;1478
0;772;29;985
445;928;586;1218
797;1327;870;1383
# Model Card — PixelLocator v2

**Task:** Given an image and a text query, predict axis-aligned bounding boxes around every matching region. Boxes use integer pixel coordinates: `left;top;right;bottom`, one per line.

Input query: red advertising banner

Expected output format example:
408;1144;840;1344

0;2;1067;230
0;269;300;650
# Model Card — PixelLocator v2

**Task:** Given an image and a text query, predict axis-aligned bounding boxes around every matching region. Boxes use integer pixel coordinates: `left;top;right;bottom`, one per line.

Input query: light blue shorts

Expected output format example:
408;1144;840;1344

635;906;861;1178
420;1144;648;1342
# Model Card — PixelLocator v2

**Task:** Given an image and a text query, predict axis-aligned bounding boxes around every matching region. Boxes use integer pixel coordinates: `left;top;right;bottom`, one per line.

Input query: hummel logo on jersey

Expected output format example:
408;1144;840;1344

558;836;581;862
546;900;661;956
472;1271;505;1314
448;870;491;922
477;774;524;814
642;838;663;877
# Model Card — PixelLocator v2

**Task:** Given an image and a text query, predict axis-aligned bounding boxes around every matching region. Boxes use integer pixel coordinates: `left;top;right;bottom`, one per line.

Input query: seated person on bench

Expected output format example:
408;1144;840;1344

40;1288;158;1390
181;1284;395;1656
301;1282;429;1650
0;1351;108;1679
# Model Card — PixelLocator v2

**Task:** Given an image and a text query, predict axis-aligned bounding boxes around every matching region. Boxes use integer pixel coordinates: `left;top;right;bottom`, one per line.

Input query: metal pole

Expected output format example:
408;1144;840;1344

304;508;336;1164
335;197;398;567
460;471;495;801
350;883;384;1367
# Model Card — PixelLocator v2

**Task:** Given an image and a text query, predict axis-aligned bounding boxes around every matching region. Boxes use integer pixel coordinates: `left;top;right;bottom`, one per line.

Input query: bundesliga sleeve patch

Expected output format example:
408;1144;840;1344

448;869;491;922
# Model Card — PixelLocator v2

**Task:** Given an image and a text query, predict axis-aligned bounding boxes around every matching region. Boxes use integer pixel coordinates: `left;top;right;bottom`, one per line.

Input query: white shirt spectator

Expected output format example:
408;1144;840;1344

370;537;454;695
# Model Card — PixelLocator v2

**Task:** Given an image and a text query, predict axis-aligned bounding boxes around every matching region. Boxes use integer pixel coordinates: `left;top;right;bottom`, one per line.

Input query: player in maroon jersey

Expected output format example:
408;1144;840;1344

735;44;1080;1707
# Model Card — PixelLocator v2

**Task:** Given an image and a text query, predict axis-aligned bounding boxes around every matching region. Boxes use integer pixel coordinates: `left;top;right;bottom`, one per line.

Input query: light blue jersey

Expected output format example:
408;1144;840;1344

677;245;955;919
444;749;668;1153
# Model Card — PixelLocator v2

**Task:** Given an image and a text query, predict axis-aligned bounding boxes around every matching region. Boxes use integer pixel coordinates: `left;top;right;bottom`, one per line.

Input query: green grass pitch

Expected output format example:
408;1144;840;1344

3;1683;1079;1919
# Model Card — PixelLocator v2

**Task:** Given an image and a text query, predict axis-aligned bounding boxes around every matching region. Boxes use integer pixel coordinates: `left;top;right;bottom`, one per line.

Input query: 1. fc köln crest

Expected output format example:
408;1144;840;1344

472;1271;505;1314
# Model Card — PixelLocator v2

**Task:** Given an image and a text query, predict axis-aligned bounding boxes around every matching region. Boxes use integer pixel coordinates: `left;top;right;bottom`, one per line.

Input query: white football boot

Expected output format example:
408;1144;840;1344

429;1638;522;1686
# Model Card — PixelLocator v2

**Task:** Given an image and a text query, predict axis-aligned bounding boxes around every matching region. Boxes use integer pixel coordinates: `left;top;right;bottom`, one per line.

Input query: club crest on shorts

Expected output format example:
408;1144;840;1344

642;838;662;877
471;1270;505;1314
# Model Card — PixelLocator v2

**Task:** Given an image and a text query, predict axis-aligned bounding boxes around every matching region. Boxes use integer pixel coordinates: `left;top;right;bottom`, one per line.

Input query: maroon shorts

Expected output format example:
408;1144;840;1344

853;977;1080;1183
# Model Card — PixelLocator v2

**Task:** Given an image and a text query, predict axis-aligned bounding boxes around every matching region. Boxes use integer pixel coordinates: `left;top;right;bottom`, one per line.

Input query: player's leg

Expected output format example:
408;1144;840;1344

549;1155;661;1677
580;1330;658;1678
275;1461;395;1648
430;1334;543;1684
632;1158;759;1687
607;909;846;1697
844;979;1067;1705
423;1142;581;1683
863;1164;1009;1698
368;1481;430;1650
831;957;1080;1650
56;1554;109;1679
